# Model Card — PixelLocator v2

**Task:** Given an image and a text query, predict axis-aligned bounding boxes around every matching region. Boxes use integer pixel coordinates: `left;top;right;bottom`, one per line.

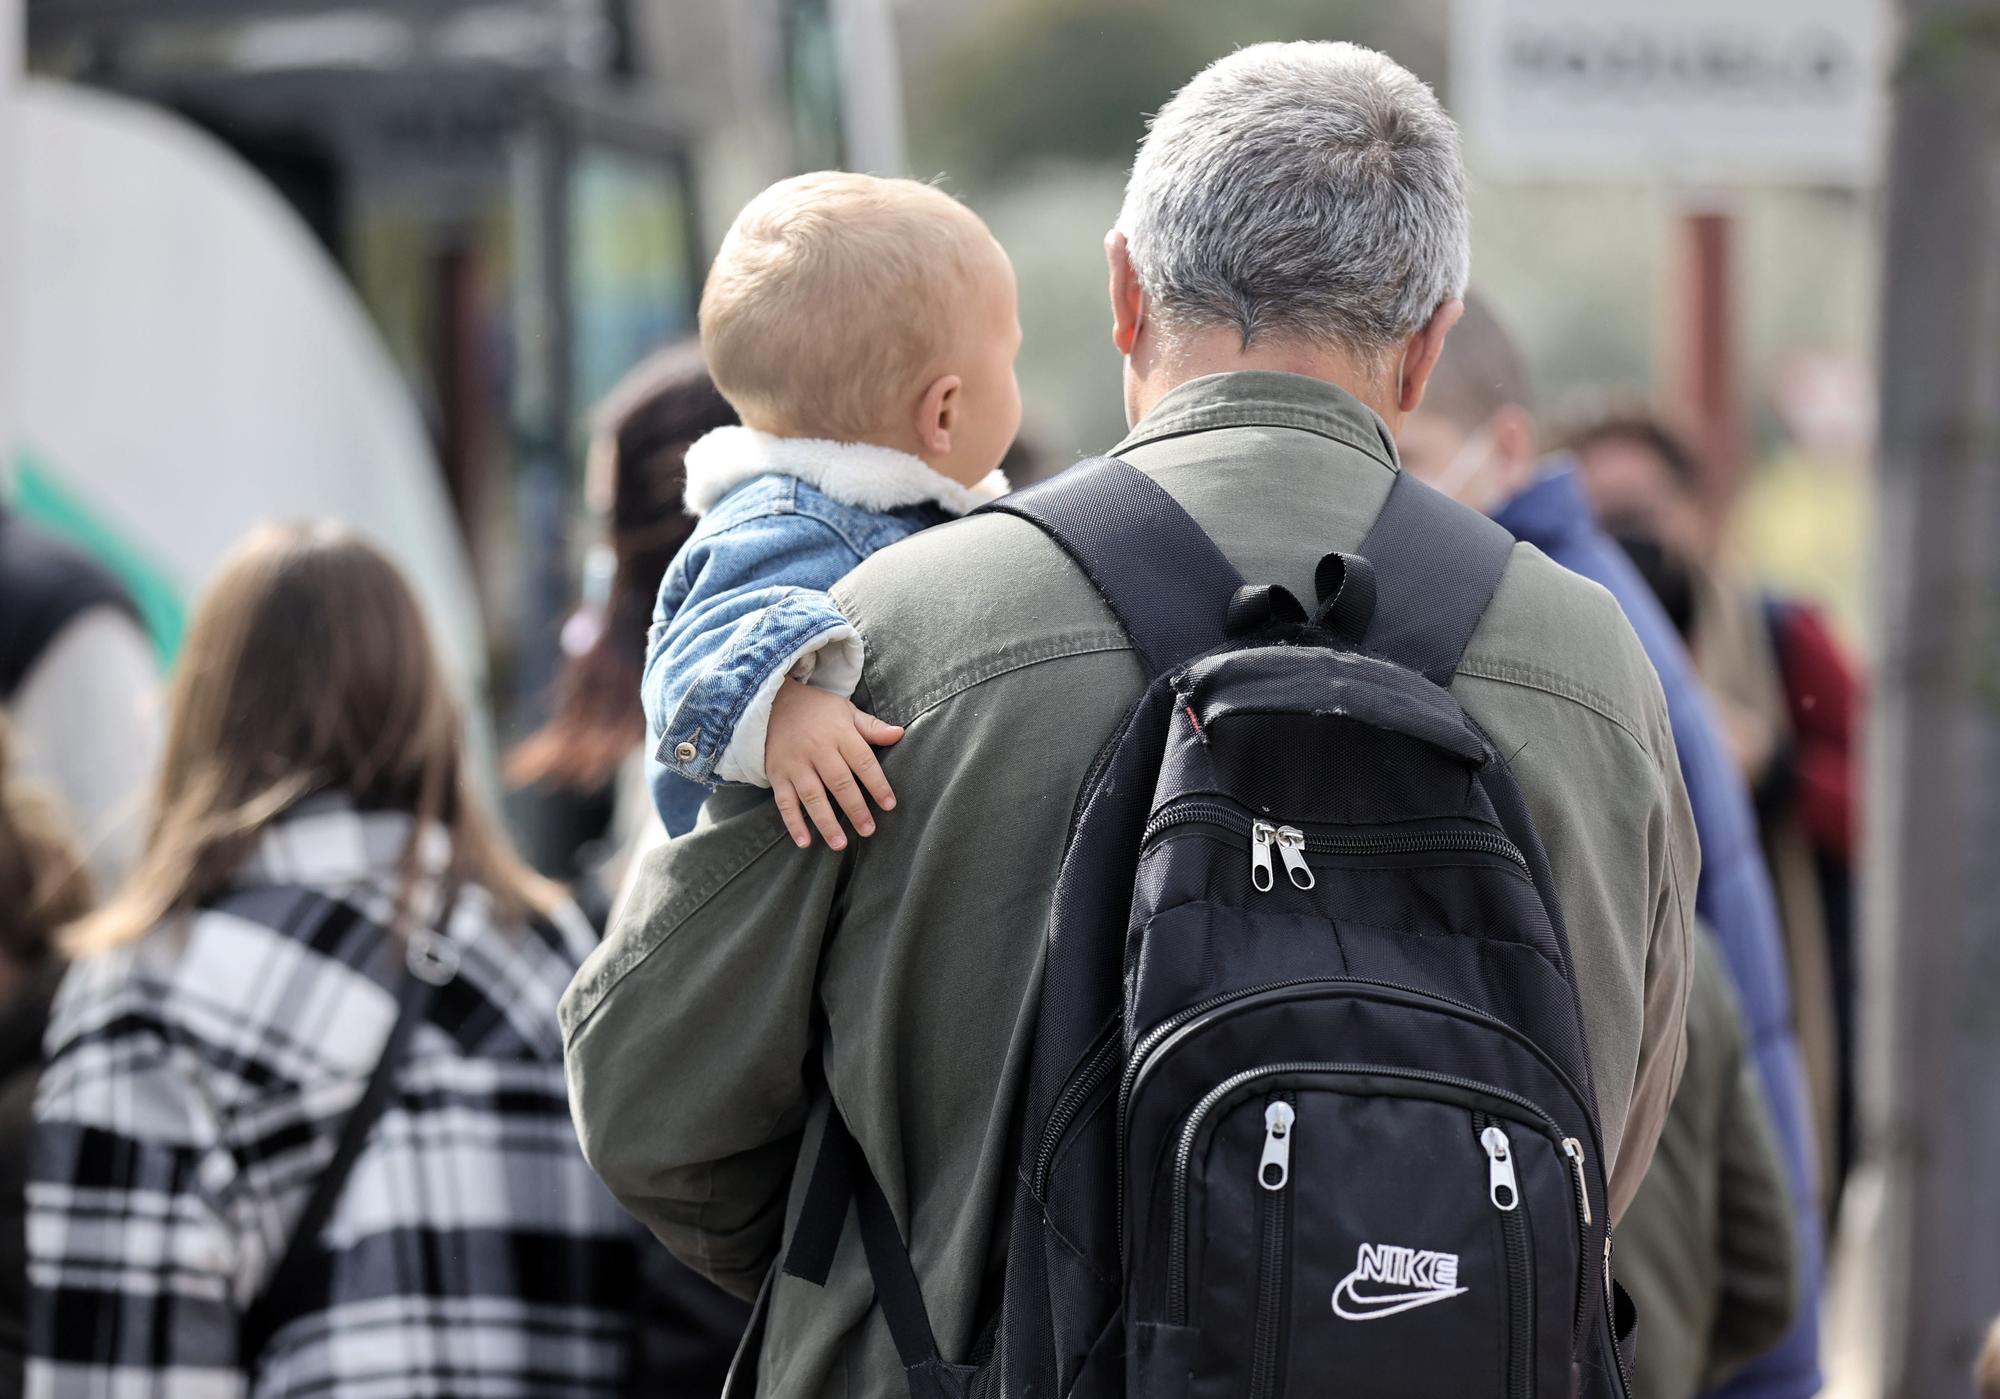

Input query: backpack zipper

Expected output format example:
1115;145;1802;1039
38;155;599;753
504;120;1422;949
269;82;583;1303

1248;1096;1294;1399
1562;1137;1592;1227
1029;1028;1119;1197
1479;1114;1534;1399
1112;974;1604;1264
1273;826;1316;890
1166;1061;1584;1327
1605;1233;1636;1398
1250;820;1277;892
1142;798;1532;880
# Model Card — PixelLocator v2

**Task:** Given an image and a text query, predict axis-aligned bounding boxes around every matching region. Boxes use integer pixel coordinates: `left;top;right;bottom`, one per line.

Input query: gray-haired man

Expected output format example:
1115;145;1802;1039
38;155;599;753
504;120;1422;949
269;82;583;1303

564;41;1696;1397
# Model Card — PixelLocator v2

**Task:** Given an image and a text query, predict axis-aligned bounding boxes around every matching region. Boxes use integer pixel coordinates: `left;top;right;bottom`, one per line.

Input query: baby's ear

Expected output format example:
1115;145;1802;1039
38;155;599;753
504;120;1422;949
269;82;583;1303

915;373;963;456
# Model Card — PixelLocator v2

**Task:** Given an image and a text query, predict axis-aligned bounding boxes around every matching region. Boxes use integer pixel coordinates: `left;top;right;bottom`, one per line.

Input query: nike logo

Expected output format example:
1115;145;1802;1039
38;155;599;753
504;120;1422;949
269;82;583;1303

1332;1242;1469;1321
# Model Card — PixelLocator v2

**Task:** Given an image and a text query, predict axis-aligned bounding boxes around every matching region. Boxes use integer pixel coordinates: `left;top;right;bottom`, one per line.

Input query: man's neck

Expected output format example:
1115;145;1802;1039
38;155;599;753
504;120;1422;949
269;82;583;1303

1127;326;1400;430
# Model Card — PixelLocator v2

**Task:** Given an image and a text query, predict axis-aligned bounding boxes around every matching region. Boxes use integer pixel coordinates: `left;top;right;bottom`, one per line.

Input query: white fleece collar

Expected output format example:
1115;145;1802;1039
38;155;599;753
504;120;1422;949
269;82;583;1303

682;426;1010;518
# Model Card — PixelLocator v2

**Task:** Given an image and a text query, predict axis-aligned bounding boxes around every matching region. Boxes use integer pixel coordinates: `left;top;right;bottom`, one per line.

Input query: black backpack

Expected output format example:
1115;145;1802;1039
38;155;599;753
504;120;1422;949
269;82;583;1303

781;459;1636;1399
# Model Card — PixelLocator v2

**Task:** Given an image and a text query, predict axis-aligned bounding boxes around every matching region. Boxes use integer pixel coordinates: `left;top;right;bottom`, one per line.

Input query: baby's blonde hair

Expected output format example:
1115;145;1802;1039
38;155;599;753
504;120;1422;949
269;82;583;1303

700;172;996;440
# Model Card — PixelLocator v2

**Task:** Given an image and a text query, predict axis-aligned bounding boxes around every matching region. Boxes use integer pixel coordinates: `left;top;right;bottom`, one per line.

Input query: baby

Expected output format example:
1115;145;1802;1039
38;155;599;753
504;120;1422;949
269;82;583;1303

643;172;1022;848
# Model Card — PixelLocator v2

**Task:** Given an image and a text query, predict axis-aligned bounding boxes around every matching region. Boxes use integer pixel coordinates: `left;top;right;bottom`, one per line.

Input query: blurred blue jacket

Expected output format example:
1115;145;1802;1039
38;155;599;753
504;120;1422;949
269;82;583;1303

1497;461;1822;1399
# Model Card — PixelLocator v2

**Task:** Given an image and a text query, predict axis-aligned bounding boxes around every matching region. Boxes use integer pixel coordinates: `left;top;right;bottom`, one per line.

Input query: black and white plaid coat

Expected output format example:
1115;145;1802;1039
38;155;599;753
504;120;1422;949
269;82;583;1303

27;797;659;1397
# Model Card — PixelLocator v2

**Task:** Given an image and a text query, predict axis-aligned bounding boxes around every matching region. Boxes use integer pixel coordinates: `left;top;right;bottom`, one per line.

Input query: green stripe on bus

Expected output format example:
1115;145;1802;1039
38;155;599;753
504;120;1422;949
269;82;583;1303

10;448;187;664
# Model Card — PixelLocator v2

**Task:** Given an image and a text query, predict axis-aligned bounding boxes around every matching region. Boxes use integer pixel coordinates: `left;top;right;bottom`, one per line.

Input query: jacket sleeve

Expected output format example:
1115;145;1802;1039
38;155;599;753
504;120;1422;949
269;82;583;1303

643;513;868;789
561;784;843;1300
27;979;249;1396
1596;672;1700;1225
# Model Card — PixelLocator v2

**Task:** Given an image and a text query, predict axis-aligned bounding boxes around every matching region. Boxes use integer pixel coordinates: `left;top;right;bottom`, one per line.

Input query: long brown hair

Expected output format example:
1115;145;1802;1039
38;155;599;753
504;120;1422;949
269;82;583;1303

67;523;558;955
507;343;737;792
0;718;93;971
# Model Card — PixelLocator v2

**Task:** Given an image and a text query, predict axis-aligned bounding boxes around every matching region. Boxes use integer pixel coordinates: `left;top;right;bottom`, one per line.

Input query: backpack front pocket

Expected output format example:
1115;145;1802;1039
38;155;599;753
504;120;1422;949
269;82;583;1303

1145;1066;1584;1399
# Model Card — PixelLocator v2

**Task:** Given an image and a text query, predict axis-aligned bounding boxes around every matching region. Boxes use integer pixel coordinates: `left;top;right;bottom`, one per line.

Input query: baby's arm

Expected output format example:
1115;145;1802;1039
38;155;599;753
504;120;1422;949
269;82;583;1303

762;680;903;850
644;513;900;845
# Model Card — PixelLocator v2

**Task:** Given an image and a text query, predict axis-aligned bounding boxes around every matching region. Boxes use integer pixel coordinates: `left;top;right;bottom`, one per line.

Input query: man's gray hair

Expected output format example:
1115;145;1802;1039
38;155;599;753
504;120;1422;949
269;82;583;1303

1118;42;1470;362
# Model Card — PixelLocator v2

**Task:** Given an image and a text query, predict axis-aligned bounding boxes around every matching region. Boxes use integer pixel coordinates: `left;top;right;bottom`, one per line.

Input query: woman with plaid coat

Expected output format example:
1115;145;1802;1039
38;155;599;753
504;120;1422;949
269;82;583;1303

26;525;668;1397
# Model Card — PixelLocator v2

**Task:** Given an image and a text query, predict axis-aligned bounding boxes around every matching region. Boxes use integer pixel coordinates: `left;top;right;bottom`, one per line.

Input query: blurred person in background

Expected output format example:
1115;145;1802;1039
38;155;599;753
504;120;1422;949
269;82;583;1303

27;524;668;1397
0;721;95;1399
1617;931;1798;1399
0;505;159;890
508;344;752;1394
509;343;739;922
1568;414;1859;1223
1400;294;1822;1399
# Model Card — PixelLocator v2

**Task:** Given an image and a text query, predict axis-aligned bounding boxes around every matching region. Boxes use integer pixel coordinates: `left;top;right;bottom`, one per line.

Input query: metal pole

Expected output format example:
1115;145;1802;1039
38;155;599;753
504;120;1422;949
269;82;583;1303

507;107;575;737
830;0;906;176
1670;196;1746;523
1867;2;2000;1393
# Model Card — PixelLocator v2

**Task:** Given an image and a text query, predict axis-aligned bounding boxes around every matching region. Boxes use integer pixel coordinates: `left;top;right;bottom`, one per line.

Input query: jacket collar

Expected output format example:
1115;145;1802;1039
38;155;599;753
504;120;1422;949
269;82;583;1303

1111;370;1402;472
682;427;1011;518
232;791;448;895
1492;457;1596;555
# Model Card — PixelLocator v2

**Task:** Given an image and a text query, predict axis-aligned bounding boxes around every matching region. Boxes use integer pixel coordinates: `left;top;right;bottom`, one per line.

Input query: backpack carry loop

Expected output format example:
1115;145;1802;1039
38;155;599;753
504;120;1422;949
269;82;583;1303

1311;550;1377;639
238;887;462;1364
1222;553;1377;646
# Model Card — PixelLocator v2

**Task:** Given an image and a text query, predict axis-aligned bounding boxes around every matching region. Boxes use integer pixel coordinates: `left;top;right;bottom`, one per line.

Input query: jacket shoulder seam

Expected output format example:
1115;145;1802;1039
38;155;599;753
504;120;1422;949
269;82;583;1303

835;579;1132;722
898;635;1137;724
1454;657;1651;755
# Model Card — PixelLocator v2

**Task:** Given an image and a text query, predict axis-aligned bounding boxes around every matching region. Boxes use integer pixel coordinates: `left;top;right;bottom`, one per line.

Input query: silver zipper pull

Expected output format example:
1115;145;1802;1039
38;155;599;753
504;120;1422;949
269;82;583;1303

1274;827;1316;890
1259;1100;1295;1191
1563;1138;1593;1226
1250;821;1277;892
1480;1125;1520;1211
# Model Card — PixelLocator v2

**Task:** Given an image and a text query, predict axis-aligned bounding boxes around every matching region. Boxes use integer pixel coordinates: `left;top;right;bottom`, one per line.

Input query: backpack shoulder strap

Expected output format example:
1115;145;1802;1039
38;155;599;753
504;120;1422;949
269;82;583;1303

1355;472;1518;686
978;457;1243;678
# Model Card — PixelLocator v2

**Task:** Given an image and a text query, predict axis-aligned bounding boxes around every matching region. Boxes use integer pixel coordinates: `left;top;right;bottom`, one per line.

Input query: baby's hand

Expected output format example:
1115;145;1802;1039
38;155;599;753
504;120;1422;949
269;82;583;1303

766;680;904;850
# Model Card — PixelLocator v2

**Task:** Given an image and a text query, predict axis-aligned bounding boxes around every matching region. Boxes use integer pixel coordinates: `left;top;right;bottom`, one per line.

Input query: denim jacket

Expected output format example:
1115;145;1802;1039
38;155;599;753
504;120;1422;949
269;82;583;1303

644;427;1007;836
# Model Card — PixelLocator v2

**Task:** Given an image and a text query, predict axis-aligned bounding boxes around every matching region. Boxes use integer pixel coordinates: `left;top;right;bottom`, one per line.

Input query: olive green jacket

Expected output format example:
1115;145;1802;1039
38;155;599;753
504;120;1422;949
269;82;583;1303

1616;930;1800;1399
562;371;1698;1398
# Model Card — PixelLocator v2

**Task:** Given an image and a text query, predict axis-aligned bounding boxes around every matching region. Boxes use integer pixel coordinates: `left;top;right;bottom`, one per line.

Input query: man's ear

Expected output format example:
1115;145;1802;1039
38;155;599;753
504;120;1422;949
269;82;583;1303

1105;229;1144;356
1396;298;1465;414
915;373;963;457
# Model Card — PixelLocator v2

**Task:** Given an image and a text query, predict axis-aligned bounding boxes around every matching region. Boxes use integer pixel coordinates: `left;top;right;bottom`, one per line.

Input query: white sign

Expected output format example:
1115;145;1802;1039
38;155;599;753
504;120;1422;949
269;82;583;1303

1453;0;1890;185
